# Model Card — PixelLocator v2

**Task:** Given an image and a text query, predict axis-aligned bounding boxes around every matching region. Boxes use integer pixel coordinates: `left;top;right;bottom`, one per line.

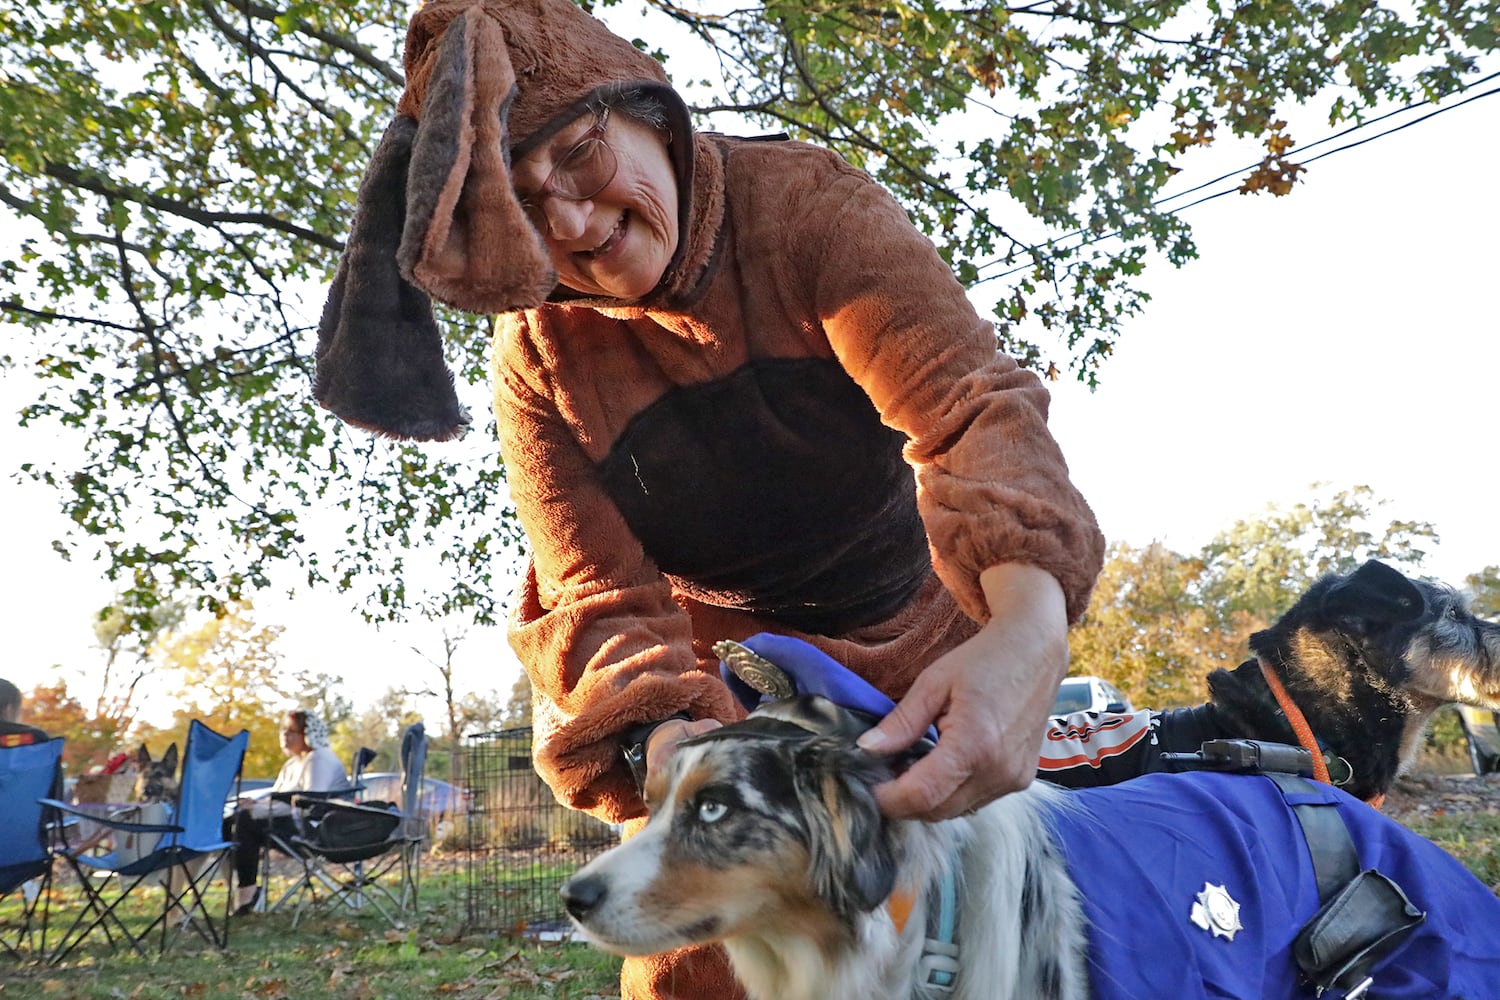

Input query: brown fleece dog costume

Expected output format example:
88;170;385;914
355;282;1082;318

315;2;1105;997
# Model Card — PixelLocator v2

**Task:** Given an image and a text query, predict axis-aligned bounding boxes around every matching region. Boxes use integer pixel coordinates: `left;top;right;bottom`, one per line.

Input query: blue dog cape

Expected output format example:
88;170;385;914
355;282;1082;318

1047;771;1500;999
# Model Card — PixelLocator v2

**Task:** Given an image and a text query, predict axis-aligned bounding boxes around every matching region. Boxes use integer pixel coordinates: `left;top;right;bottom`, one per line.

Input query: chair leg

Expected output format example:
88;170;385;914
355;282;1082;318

287;852;408;930
400;839;422;913
288;861;350;929
142;854;230;954
47;860;154;964
1;867;52;960
46;852;234;964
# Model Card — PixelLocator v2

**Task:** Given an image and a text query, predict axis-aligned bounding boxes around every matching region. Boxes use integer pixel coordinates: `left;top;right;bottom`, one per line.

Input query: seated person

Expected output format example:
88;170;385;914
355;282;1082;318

0;678;49;747
226;709;350;914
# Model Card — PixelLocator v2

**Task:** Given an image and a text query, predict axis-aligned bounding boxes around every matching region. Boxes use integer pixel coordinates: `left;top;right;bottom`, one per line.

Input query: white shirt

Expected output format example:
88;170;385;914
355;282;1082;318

252;746;351;818
271;746;351;794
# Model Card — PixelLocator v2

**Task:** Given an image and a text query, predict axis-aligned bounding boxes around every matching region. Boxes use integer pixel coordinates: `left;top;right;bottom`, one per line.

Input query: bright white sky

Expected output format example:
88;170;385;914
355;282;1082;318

3;77;1496;728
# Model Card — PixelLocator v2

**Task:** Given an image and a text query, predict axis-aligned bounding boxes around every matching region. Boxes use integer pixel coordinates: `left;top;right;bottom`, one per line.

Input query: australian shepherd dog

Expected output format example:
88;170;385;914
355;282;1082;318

564;693;1500;1000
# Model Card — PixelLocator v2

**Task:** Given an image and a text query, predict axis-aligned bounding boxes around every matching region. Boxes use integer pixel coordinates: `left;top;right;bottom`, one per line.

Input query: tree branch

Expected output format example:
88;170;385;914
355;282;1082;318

217;0;405;88
41;161;342;251
1;299;145;335
199;0;367;146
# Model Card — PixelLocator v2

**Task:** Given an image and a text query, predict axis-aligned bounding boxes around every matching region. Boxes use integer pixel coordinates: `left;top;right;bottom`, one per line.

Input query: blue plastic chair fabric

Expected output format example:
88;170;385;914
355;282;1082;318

0;737;64;959
44;720;248;962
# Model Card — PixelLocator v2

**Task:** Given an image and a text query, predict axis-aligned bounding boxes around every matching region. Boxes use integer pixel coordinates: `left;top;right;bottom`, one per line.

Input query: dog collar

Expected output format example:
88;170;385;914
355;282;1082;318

1258;657;1332;784
1258;657;1366;803
888;869;960;998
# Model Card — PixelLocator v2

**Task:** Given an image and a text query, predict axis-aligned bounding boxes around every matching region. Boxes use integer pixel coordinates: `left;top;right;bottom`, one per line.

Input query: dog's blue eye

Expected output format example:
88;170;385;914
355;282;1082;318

697;799;730;824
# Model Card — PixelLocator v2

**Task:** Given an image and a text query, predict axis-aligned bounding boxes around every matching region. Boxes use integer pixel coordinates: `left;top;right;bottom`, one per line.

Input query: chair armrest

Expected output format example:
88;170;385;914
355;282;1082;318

39;797;94;822
270;784;361;804
39;798;185;837
289;795;393;817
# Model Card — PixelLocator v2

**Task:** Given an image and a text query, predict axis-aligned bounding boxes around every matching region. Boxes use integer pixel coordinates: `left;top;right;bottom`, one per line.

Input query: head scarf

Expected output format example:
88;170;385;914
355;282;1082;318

301;711;332;751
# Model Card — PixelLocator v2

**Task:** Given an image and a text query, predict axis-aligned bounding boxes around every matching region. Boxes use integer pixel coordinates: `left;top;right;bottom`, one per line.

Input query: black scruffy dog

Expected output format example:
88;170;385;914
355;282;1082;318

1040;559;1500;803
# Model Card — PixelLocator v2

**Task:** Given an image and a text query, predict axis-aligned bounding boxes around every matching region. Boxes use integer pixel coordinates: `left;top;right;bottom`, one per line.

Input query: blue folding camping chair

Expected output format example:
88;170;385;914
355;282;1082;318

44;720;248;962
0;737;64;959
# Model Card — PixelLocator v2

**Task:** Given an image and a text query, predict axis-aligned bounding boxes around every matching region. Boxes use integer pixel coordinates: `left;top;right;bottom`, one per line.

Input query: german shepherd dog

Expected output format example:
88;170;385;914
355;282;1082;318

132;742;180;805
1039;559;1500;804
563;695;1500;999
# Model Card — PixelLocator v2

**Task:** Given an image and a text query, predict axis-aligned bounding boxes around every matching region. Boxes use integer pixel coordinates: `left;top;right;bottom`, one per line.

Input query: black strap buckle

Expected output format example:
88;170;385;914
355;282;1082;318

1268;773;1427;996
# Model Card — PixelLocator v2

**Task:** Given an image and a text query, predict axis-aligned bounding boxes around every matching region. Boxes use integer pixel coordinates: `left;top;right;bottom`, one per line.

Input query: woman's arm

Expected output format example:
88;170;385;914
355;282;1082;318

495;316;740;822
267;755;298;793
857;562;1069;819
305;748;351;792
769;150;1104;624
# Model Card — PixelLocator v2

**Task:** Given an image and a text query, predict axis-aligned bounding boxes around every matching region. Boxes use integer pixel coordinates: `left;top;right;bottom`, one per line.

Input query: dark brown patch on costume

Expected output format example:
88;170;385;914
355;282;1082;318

598;358;928;634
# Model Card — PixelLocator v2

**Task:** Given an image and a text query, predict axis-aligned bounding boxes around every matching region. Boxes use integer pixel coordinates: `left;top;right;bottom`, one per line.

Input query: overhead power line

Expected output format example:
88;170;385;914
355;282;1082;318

973;73;1500;285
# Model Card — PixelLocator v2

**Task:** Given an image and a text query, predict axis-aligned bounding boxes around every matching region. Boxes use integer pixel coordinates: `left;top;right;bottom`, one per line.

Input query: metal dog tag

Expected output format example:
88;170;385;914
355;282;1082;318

714;640;795;700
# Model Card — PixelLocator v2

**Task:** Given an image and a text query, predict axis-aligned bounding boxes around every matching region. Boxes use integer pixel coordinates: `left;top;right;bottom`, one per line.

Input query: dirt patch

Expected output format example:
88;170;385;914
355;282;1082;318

1381;769;1500;823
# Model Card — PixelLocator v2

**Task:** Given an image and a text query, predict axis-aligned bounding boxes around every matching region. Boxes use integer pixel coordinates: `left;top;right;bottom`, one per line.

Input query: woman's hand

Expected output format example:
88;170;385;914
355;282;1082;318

857;563;1070;820
644;717;723;782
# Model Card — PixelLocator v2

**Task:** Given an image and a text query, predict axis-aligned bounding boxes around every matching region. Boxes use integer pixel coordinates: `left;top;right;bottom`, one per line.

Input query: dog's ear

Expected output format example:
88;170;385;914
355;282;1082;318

791;739;901;919
161;743;179;775
313;115;472;442
135;744;152;769
315;5;556;443
1321;560;1425;625
398;7;554;313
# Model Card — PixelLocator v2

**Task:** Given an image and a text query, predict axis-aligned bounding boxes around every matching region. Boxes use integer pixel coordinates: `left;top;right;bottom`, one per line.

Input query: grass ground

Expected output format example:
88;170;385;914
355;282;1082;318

1402;811;1500;887
0;868;622;1000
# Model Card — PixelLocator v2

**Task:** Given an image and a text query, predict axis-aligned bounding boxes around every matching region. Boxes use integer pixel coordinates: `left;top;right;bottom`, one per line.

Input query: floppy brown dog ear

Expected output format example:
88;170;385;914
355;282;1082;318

397;5;555;315
314;115;472;442
316;5;557;441
792;738;902;918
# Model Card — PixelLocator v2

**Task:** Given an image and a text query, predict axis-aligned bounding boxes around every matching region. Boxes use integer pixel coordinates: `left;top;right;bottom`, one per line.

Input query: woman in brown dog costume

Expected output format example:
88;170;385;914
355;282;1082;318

315;1;1104;995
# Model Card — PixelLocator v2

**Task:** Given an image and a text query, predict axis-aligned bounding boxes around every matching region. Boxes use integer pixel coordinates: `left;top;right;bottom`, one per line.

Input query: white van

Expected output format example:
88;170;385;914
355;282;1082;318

1051;676;1133;716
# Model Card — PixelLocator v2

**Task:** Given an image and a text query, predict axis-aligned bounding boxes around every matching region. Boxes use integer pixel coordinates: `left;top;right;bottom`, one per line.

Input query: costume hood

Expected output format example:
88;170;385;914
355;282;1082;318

314;0;693;440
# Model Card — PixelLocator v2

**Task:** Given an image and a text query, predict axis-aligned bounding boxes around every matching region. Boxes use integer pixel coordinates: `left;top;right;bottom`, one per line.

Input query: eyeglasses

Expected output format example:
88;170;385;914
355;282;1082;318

516;108;617;229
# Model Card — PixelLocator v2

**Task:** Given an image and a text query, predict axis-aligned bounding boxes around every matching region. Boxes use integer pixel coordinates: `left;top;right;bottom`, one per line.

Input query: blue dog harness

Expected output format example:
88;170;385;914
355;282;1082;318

1049;771;1500;999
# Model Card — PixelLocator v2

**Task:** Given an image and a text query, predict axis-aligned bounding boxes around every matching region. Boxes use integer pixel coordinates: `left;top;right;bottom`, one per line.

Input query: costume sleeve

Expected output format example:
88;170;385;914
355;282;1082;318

493;316;740;822
784;155;1104;623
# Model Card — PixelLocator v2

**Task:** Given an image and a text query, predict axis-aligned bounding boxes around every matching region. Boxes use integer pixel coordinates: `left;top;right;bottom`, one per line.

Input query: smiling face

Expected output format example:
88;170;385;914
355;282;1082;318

512;110;680;301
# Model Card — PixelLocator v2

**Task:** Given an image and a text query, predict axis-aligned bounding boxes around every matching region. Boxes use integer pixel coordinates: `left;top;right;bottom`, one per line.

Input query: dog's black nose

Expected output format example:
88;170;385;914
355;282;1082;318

561;873;607;919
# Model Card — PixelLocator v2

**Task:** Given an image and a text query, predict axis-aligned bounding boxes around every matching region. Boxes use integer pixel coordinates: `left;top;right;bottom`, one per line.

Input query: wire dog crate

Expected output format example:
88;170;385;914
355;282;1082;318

464;726;621;937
